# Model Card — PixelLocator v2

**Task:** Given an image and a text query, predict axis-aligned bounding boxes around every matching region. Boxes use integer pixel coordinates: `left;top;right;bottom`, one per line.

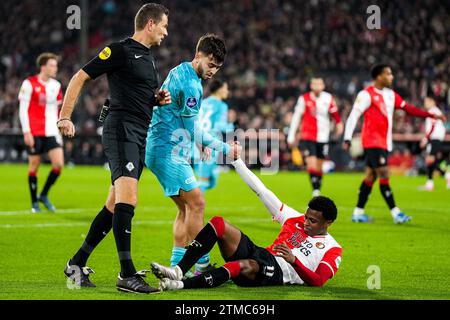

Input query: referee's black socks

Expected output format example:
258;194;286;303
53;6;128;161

70;206;113;267
113;203;137;278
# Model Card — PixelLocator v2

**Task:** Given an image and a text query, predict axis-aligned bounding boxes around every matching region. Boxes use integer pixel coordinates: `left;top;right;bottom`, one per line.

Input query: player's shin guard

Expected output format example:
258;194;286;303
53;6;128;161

379;178;396;210
28;171;38;203
356;178;374;209
178;216;225;274
182;262;240;289
40;168;61;196
70;206;113;267
113;203;136;277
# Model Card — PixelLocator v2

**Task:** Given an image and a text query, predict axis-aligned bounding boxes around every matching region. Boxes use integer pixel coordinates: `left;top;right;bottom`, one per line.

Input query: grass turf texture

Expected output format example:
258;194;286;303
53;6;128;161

0;164;449;300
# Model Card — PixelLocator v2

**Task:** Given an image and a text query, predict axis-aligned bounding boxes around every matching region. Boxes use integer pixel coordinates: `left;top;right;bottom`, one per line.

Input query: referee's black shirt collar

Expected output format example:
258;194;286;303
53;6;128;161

128;37;151;52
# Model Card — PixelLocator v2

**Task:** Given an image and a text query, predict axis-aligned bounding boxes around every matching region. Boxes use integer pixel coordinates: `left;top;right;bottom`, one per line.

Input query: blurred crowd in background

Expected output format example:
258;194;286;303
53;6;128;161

0;0;449;170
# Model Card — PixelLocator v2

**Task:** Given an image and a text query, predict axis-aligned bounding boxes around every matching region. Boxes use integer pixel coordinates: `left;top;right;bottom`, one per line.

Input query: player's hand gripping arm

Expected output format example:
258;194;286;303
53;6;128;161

58;70;91;138
273;242;337;287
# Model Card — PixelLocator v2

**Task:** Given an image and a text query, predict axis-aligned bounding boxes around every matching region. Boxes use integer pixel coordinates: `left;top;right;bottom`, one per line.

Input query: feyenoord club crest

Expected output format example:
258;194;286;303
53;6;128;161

316;242;325;249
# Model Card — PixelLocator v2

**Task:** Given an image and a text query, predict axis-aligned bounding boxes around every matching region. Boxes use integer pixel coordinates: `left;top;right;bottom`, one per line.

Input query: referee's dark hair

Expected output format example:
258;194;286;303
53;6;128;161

209;79;226;94
135;3;169;30
196;34;227;64
36;52;58;69
308;196;338;222
371;63;391;80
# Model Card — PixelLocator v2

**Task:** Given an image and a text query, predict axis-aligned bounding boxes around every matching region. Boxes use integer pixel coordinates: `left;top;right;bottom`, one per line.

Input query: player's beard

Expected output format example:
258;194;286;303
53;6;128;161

198;63;207;80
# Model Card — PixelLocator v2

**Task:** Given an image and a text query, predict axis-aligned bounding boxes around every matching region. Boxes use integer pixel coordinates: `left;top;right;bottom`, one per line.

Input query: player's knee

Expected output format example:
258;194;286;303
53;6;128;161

188;195;205;213
378;169;389;180
53;162;64;171
116;196;137;207
365;171;377;182
425;156;435;165
29;161;40;172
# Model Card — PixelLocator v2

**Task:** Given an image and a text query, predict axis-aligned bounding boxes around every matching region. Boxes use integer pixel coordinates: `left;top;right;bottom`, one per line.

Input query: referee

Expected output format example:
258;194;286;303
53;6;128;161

58;3;170;294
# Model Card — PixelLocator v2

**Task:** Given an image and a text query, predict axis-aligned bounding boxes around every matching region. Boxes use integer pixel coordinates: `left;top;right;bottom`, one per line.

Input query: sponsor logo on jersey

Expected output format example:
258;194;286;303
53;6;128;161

99;47;111;60
316;242;325;249
186;97;197;108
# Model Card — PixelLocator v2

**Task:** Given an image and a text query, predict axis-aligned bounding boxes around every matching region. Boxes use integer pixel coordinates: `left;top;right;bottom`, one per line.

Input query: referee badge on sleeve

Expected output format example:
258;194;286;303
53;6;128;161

99;47;111;60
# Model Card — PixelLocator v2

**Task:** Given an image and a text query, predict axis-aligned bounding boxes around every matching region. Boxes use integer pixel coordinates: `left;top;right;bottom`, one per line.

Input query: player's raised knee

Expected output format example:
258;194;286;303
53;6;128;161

188;194;205;212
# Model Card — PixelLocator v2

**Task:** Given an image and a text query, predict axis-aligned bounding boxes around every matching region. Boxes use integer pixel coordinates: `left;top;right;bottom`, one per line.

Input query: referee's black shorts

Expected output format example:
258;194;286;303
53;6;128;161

225;232;284;287
102;113;148;184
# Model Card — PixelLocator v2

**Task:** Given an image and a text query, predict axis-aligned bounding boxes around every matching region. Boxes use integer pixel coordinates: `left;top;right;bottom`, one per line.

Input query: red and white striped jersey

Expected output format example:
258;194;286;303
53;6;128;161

267;206;342;285
18;75;63;137
344;86;410;151
287;91;341;143
425;106;446;141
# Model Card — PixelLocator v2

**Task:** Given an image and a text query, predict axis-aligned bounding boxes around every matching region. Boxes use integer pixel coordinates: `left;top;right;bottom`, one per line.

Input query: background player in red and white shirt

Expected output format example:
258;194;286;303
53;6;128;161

18;53;64;213
151;149;342;291
343;64;446;224
418;96;449;191
287;77;343;197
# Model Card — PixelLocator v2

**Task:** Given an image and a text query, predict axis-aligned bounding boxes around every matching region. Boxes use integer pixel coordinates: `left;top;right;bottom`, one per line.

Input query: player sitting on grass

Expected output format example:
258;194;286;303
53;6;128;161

151;147;342;290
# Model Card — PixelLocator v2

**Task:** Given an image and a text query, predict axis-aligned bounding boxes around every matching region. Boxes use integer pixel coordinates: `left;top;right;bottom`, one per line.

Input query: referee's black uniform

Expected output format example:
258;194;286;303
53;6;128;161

78;38;160;289
82;38;159;183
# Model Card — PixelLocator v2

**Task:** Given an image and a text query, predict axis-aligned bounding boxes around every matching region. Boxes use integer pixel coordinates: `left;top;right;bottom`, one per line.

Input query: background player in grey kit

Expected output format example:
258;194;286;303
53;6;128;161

58;3;171;294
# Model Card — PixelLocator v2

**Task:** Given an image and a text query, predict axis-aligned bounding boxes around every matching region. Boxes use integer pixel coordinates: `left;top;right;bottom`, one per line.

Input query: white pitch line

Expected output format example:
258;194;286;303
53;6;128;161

0;217;269;229
0;205;259;216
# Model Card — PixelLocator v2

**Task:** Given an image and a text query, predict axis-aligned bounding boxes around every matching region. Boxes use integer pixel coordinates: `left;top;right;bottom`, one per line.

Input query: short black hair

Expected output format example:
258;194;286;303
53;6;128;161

134;3;169;30
196;33;227;64
371;63;390;79
308;196;338;222
209;79;226;93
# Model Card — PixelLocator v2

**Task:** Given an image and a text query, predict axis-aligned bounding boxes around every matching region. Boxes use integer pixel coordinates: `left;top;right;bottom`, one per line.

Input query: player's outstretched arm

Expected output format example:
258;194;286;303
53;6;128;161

231;158;300;224
58;69;91;137
343;90;370;149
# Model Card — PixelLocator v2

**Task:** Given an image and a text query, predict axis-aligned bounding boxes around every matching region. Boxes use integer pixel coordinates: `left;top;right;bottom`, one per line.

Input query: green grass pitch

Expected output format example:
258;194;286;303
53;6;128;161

0;164;449;300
